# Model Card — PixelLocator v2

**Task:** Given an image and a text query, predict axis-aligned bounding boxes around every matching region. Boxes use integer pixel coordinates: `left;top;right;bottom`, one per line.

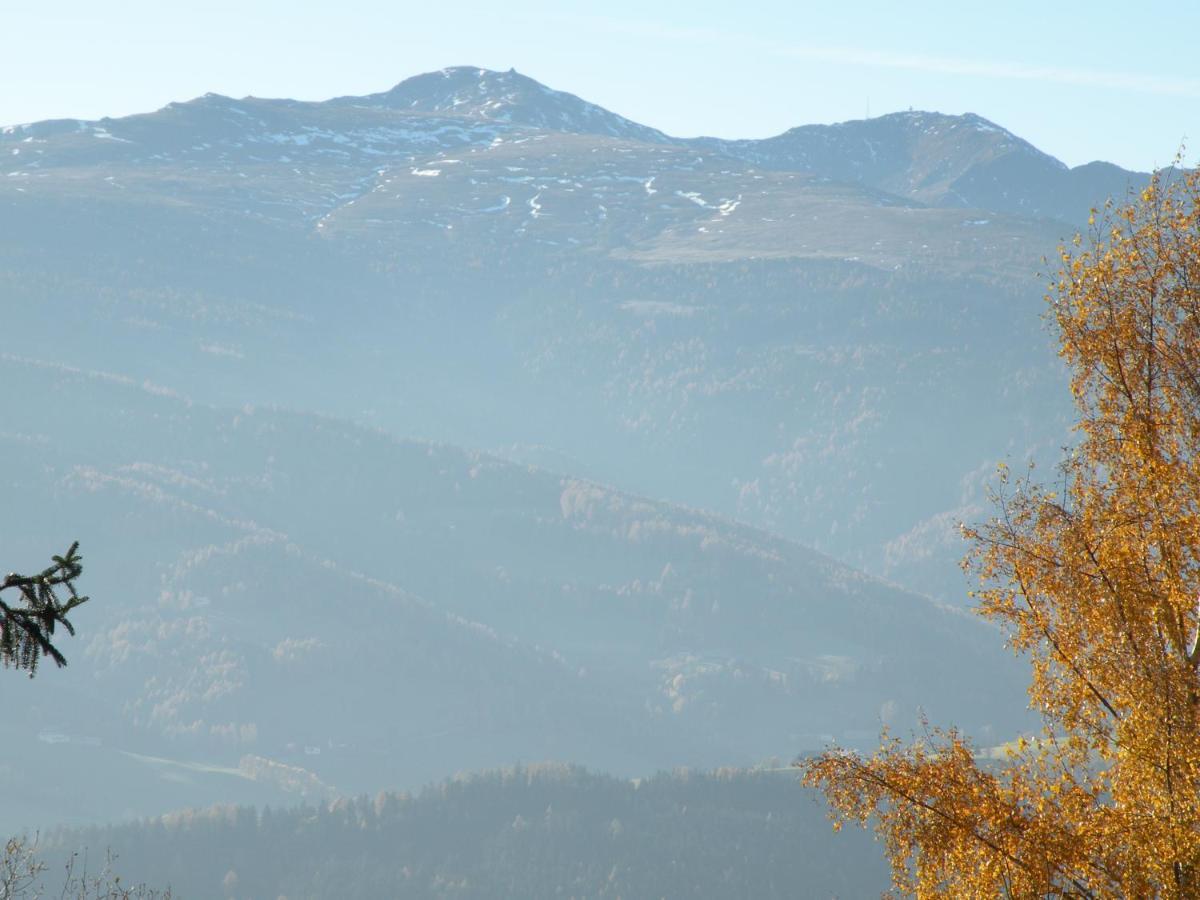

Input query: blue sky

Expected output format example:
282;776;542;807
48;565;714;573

4;0;1197;171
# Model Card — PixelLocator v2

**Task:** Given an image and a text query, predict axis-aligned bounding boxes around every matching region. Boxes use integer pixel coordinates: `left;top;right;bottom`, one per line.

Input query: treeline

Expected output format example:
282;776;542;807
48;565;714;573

37;765;887;899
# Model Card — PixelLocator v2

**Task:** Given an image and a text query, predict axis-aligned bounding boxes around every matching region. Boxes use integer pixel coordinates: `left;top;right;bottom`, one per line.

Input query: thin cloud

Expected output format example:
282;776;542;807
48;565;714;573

780;45;1200;98
565;15;1200;100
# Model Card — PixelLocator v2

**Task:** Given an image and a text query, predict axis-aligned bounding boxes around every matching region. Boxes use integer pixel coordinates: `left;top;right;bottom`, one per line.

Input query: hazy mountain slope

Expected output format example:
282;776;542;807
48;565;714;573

0;353;1030;835
695;110;1150;223
38;766;889;899
1;80;1080;605
310;125;1067;278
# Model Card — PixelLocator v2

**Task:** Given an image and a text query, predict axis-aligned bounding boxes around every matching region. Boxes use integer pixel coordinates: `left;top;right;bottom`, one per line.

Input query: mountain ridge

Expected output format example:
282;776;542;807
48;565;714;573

2;65;1148;226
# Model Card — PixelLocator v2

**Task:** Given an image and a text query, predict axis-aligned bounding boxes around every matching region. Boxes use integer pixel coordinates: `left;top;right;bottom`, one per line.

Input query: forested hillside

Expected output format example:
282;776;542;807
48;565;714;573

37;766;889;899
0;354;1029;835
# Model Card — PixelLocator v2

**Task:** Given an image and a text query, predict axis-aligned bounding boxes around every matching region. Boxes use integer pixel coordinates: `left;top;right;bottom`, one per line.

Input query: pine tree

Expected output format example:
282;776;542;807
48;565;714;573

0;542;89;676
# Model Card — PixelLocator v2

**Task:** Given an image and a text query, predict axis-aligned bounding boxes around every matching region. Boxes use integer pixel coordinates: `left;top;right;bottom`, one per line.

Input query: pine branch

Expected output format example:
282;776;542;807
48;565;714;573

0;543;89;676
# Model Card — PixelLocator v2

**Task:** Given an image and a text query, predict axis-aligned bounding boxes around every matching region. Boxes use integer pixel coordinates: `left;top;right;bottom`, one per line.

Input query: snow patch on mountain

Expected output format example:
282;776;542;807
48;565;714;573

356;67;671;145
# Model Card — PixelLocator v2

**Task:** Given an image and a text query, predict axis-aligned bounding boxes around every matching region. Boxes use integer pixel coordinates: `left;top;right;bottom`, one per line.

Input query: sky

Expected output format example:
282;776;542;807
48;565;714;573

4;0;1198;171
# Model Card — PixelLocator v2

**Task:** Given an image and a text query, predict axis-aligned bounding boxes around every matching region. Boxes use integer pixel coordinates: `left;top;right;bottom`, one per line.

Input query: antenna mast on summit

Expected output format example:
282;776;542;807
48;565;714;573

866;97;870;120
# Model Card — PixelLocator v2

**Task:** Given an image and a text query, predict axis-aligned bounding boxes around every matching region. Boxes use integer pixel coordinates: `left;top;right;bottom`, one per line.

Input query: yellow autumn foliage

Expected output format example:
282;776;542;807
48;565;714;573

801;168;1200;898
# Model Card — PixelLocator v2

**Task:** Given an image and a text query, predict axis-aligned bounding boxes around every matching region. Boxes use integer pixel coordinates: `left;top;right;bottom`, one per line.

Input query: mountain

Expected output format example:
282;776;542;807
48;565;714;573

2;66;1117;603
0;353;1030;835
697;110;1148;223
3;66;1154;839
1;68;1146;233
345;66;672;144
37;767;891;899
2;68;1145;228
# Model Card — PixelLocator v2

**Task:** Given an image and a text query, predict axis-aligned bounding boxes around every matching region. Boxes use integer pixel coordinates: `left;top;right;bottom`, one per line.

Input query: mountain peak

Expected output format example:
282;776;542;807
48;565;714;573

864;109;1043;155
688;107;1079;215
349;66;670;144
772;109;1041;159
